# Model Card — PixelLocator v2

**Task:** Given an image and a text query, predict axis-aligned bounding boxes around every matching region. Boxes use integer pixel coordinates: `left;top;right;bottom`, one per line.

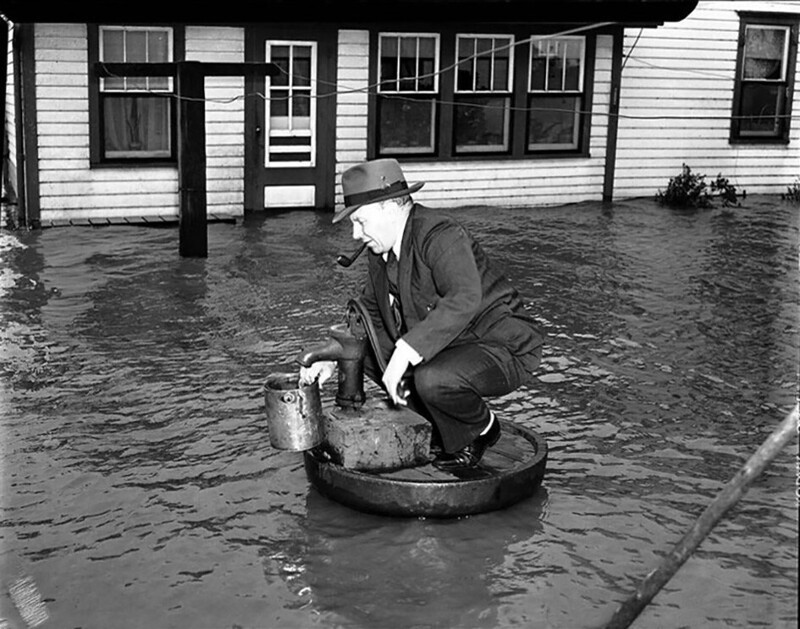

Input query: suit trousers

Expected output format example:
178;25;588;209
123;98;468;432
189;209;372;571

408;342;530;453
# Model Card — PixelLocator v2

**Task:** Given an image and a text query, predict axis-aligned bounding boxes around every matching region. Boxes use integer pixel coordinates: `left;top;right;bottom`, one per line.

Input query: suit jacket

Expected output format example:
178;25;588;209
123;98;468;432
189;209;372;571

361;204;543;381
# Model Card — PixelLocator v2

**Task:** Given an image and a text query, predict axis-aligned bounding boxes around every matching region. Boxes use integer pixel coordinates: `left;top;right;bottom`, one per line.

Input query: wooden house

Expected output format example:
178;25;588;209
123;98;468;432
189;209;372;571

1;1;797;228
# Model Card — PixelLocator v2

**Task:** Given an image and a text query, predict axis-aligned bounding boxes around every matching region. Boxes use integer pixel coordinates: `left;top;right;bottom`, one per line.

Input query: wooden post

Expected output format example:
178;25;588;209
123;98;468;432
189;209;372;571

95;62;277;256
602;26;623;203
176;61;207;258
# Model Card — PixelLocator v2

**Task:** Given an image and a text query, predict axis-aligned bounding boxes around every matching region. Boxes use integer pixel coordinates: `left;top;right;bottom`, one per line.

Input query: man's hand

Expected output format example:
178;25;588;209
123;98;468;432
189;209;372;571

382;349;411;406
299;360;336;387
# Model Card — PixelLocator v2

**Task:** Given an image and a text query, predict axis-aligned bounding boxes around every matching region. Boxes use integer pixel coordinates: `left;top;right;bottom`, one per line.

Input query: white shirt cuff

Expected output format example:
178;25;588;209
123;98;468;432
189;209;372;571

395;338;423;366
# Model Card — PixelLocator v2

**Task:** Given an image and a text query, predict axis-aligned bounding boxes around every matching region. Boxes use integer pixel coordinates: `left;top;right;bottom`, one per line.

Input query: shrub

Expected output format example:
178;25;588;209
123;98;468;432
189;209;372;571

656;164;745;208
782;177;800;203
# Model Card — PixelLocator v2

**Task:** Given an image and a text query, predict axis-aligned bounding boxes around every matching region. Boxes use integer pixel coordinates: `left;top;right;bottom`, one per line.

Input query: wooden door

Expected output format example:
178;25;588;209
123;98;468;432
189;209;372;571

245;25;337;211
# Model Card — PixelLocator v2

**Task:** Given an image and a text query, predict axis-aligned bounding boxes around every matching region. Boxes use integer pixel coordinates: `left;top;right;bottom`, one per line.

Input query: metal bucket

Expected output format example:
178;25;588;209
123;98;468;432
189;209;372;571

263;372;323;451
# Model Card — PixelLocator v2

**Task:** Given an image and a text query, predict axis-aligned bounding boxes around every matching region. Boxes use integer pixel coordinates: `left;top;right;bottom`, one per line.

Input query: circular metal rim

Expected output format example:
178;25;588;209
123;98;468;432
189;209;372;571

304;422;548;518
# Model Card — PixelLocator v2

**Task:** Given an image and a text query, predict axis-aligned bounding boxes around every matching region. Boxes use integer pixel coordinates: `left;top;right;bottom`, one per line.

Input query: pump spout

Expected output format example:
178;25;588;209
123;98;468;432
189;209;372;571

296;323;368;409
297;337;346;368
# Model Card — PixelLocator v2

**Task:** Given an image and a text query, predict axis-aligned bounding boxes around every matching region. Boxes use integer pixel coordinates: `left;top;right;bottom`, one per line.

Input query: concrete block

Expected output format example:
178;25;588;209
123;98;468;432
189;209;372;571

321;397;432;471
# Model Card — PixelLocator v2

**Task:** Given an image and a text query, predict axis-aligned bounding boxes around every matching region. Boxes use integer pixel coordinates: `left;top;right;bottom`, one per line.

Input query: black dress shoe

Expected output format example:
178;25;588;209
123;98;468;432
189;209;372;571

432;418;501;470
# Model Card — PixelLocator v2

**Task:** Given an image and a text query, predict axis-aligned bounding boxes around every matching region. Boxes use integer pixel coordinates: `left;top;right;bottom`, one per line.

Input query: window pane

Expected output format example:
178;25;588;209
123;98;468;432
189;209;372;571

475;38;493;90
528;95;580;149
101;30;125;90
739;83;783;136
530;42;547;90
457;61;473;90
418;55;436;91
379;97;435;154
147;30;169;62
457;37;475;90
103;96;170;157
564;40;582;90
120;32;145;90
102;30;124;62
380;36;398;88
547;41;563;91
493;56;509;91
744;27;786;80
454;96;510;152
418;37;435;61
399;37;417;90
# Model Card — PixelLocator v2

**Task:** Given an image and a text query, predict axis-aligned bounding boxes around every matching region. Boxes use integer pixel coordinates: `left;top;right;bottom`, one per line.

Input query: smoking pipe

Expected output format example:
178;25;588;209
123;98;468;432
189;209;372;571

336;241;367;267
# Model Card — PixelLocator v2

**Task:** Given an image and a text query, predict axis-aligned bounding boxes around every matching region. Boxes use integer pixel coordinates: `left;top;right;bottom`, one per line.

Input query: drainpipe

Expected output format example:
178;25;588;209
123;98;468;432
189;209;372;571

12;22;27;227
1;17;7;208
603;26;623;203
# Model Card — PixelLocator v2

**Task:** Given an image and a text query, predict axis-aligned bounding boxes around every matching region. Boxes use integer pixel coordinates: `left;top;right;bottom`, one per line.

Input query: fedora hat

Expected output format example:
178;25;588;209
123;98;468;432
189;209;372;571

332;158;424;223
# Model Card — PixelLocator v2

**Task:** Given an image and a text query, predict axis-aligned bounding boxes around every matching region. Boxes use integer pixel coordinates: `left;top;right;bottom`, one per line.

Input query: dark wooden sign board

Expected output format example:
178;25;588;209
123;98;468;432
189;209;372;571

95;61;279;257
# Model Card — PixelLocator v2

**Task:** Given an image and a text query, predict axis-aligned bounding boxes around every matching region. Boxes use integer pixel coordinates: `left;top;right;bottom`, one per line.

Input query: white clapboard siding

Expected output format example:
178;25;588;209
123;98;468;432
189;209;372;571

34;23;246;223
335;29;370;205
614;1;800;198
333;30;613;210
33;23;180;220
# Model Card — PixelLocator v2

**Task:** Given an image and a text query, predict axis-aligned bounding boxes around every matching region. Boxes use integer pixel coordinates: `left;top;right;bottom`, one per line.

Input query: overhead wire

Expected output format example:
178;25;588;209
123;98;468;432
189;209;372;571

96;20;799;122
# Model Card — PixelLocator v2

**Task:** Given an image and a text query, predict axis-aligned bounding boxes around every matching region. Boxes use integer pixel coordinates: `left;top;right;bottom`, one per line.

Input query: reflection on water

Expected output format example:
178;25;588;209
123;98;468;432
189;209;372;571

0;197;797;629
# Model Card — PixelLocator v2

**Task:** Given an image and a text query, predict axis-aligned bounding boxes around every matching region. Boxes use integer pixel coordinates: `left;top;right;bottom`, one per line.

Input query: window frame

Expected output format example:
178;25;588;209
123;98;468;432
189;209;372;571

452;33;515;155
526;35;587;153
265;39;318;167
730;12;798;145
88;24;184;167
375;32;441;156
368;26;596;162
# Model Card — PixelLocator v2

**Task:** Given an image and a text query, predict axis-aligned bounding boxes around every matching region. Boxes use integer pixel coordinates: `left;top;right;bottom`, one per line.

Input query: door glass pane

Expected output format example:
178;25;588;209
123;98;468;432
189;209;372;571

293;46;312;87
744;27;786;80
271;90;289;118
292;93;311;129
271;46;290;86
379;97;435;154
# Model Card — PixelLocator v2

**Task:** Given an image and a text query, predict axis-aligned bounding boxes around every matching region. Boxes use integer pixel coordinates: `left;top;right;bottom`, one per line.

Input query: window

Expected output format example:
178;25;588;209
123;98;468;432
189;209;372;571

98;26;174;161
454;35;513;153
377;33;440;155
372;30;593;160
732;14;798;143
527;37;585;151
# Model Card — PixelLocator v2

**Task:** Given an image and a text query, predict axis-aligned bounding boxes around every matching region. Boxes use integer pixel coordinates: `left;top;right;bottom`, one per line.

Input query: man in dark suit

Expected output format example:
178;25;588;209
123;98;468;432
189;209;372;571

302;158;543;470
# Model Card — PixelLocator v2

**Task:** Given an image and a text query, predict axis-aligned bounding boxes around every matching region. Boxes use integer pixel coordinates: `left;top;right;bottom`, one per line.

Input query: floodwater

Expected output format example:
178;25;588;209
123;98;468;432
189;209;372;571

0;196;797;629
